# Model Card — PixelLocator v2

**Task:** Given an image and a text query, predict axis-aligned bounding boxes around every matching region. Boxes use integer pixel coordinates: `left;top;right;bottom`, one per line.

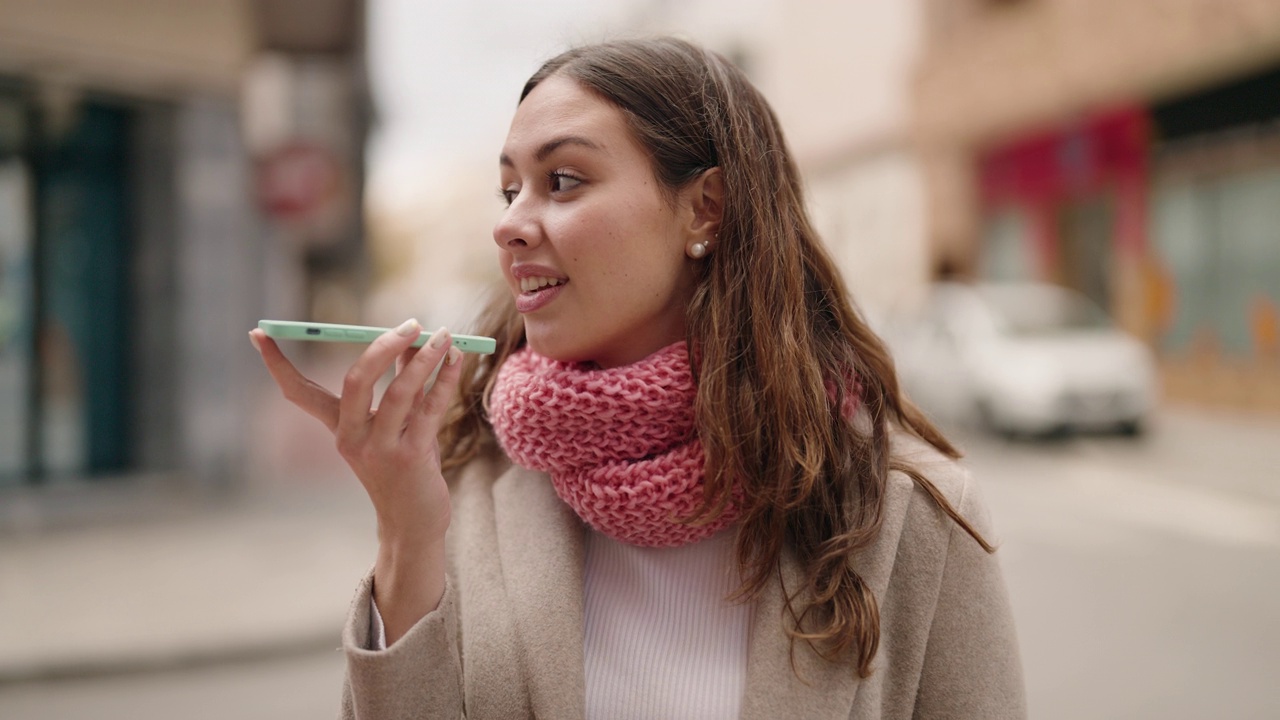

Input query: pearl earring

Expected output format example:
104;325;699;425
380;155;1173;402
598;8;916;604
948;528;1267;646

689;242;707;259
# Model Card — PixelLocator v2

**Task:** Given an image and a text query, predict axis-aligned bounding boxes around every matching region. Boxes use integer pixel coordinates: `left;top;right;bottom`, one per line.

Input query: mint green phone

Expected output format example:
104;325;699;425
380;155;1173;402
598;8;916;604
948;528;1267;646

258;320;496;354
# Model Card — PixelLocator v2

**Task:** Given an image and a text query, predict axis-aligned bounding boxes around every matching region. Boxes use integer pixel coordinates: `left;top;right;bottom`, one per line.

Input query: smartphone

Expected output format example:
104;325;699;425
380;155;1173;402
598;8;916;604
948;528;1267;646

258;320;496;354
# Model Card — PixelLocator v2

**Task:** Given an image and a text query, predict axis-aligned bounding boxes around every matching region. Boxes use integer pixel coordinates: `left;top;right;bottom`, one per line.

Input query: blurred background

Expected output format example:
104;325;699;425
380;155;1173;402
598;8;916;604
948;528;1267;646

0;0;1277;718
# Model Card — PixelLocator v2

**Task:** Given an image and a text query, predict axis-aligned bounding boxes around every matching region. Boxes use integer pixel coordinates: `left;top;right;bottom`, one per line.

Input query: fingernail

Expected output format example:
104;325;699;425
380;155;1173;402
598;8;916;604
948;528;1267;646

396;319;420;337
445;347;461;366
429;327;450;349
248;331;261;352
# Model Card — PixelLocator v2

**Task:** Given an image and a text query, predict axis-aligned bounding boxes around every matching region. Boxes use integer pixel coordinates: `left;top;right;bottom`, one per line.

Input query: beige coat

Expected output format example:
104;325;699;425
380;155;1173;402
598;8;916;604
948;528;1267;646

338;432;1026;719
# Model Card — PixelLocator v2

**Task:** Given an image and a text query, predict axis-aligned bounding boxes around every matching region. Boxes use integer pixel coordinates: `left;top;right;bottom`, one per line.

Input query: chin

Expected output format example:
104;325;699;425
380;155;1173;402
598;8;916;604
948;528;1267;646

523;325;595;365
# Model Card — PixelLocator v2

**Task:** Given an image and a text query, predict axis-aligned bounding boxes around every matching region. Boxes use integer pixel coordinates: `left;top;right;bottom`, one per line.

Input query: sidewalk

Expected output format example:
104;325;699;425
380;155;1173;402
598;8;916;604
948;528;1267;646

0;355;378;684
0;485;376;683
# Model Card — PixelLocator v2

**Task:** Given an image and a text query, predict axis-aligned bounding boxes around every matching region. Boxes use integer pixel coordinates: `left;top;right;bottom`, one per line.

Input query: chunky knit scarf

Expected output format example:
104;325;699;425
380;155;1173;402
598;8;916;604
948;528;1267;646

490;341;738;548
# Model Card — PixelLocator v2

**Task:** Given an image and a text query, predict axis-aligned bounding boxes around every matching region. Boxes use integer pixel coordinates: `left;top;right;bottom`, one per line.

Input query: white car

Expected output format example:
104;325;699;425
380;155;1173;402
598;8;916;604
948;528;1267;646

886;282;1158;437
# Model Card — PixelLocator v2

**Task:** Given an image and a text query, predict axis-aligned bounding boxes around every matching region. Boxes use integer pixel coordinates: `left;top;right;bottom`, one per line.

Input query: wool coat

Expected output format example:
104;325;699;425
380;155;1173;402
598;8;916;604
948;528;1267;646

338;431;1027;719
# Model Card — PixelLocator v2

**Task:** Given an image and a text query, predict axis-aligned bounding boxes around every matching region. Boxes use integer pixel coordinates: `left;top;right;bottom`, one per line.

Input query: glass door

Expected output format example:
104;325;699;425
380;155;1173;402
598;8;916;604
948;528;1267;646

37;103;133;476
1059;195;1116;312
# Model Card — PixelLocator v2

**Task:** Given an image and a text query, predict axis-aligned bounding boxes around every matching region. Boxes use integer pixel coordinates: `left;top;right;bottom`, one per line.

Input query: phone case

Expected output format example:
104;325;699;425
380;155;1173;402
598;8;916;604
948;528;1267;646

257;320;496;354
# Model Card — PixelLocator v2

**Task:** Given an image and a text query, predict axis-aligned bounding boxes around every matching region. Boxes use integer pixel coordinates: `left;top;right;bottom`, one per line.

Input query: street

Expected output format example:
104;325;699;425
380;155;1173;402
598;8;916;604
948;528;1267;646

1;407;1276;719
964;408;1280;720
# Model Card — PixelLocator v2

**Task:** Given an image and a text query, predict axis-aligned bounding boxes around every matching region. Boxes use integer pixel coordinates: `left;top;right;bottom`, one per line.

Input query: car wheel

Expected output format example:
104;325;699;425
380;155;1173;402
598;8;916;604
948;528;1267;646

1036;424;1072;442
974;399;1017;441
1117;419;1144;437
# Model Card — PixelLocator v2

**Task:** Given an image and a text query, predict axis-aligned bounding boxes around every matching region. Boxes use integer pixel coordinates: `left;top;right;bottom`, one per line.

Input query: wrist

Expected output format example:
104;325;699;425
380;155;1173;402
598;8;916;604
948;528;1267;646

373;534;448;641
376;530;446;572
375;505;449;548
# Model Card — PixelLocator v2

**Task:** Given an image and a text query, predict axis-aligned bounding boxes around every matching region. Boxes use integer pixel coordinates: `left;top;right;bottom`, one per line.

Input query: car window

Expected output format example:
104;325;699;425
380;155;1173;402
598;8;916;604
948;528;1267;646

929;287;998;339
980;286;1112;335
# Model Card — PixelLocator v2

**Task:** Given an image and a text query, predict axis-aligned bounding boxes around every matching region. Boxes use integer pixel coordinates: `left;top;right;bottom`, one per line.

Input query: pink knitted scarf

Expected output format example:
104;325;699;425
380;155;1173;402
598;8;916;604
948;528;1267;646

489;341;738;548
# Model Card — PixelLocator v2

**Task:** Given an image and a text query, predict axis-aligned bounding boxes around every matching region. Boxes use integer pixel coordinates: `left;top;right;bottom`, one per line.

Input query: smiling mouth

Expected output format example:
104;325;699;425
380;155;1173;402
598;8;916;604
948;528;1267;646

519;276;567;293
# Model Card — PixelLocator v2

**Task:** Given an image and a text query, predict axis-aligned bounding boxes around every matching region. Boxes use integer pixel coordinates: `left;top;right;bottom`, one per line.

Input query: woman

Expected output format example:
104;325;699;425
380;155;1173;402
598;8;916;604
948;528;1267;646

250;37;1025;719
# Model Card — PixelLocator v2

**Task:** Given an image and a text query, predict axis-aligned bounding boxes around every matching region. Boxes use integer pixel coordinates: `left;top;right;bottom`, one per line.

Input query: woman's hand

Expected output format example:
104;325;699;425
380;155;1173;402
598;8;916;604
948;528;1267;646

248;319;463;641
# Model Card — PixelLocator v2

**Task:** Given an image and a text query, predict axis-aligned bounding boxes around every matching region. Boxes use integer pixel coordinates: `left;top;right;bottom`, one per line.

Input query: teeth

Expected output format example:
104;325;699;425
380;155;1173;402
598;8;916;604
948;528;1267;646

519;276;565;293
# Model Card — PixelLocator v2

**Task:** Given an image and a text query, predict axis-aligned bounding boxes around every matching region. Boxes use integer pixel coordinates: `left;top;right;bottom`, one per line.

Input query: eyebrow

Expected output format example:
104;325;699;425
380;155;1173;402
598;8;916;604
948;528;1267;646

499;135;604;167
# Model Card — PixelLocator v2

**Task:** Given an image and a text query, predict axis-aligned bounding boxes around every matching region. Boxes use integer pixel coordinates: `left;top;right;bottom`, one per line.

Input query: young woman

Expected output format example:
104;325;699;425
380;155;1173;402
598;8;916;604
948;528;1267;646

250;37;1025;720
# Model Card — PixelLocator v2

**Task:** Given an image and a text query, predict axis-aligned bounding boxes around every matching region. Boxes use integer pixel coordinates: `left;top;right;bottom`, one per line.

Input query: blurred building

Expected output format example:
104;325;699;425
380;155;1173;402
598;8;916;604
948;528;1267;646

639;0;932;320
0;0;368;499
914;0;1280;411
759;2;933;322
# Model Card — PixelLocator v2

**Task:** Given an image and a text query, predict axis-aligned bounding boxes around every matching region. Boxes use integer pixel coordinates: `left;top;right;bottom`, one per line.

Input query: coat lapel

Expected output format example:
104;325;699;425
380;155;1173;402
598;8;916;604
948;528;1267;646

492;465;587;720
740;467;916;720
739;547;863;720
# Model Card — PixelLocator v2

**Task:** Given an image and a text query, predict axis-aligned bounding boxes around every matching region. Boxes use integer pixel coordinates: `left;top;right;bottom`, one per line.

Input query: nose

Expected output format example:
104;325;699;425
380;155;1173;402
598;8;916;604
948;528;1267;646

492;195;540;251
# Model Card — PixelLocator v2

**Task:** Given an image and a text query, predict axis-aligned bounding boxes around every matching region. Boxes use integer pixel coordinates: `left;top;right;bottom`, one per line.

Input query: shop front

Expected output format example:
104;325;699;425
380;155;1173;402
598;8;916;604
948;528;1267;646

971;64;1280;411
1146;65;1280;410
0;85;139;483
976;107;1153;338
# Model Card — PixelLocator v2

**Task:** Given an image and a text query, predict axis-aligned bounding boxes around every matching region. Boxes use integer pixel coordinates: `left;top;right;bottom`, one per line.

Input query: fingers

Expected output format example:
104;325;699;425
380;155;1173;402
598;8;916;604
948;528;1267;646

249;329;341;431
249;319;455;455
411;345;464;441
373;327;456;437
396;346;420;375
338;319;426;444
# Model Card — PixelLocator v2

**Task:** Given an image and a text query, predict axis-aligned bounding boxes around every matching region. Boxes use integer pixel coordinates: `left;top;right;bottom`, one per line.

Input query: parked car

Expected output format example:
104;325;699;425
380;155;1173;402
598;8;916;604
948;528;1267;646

885;282;1158;437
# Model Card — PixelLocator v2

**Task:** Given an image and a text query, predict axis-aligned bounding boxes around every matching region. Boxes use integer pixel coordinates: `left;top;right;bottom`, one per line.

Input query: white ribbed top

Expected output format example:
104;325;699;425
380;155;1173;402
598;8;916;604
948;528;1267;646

367;529;752;718
583;528;751;720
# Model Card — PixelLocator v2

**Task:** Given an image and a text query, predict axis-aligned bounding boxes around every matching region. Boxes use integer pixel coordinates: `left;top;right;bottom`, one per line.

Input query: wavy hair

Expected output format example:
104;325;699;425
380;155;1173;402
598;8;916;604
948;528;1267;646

439;37;992;678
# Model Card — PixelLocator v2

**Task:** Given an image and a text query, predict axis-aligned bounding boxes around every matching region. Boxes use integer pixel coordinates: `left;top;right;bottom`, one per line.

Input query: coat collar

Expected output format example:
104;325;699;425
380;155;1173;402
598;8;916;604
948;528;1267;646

488;462;910;720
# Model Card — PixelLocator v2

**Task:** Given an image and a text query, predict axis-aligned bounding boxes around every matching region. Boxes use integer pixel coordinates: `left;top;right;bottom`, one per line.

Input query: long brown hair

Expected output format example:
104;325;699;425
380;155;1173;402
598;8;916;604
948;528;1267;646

439;37;992;678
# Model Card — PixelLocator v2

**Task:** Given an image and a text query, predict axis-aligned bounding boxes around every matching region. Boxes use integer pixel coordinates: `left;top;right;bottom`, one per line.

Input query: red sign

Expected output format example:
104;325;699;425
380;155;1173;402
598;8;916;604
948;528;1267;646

979;107;1149;205
255;142;343;224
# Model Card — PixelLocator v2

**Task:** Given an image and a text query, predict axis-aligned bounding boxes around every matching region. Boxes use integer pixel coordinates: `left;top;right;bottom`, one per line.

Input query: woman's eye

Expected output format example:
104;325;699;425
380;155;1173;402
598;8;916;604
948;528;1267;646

498;186;519;206
548;171;582;193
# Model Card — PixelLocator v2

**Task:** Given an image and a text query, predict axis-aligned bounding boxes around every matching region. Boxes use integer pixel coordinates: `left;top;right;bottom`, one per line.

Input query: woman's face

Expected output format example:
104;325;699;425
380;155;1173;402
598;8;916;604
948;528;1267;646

494;75;700;368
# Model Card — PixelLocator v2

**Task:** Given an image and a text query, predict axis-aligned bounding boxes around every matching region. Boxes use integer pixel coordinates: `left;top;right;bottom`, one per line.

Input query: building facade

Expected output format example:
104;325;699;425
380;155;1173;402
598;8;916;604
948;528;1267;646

647;0;934;320
914;0;1280;411
757;0;933;321
0;0;367;498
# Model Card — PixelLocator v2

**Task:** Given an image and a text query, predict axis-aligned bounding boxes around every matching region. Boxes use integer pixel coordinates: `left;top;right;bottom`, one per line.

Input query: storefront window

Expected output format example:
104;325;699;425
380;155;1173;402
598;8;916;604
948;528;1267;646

1152;167;1280;358
1151;180;1215;355
1216;169;1280;355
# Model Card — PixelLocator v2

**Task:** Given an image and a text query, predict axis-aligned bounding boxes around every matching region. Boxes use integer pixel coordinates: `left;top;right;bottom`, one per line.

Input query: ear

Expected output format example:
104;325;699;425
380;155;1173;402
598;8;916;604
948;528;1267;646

684;167;723;240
